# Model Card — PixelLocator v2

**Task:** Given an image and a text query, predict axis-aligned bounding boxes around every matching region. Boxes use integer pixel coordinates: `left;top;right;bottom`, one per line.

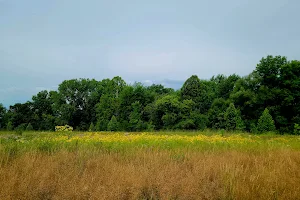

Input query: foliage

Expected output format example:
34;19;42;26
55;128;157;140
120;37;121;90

224;103;245;131
26;123;34;131
89;122;95;132
294;124;300;135
55;125;73;132
257;108;276;133
0;131;300;199
107;116;119;131
0;103;6;129
6;121;13;131
1;55;300;134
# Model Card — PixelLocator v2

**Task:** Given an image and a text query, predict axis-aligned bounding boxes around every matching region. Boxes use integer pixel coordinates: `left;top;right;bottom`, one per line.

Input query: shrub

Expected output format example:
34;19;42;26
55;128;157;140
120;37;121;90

174;119;196;130
294;124;300;135
250;123;258;133
146;122;155;131
89;122;95;132
236;115;246;131
6;121;13;131
15;123;27;135
257;108;276;133
224;103;245;131
26;123;34;131
107;116;119;131
55;125;73;132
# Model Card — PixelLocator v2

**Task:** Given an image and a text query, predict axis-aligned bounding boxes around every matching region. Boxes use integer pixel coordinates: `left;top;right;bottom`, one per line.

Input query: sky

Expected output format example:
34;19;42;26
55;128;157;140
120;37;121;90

1;0;300;107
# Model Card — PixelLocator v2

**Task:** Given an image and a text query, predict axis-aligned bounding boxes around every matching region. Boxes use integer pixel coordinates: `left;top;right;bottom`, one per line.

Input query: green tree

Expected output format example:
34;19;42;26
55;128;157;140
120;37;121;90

6;121;13;131
236;113;246;131
153;95;181;129
119;83;153;130
224;103;237;131
181;75;202;101
96;94;119;131
294;124;300;135
174;119;195;130
181;75;212;113
229;74;260;130
207;98;229;129
15;123;27;131
129;101;144;131
56;78;100;129
107;115;119;131
257;108;276;133
212;74;240;99
278;60;300;132
224;103;244;131
26;123;34;131
0;104;6;129
89;122;95;132
7;102;34;129
255;55;287;87
147;84;174;96
254;55;289;132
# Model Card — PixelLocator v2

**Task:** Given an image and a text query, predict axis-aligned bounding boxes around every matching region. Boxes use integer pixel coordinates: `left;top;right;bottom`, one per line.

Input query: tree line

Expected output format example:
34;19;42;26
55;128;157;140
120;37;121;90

0;55;299;134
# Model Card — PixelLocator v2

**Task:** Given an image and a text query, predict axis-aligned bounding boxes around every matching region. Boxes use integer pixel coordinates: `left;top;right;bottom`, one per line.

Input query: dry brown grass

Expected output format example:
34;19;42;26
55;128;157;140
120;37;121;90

1;149;300;200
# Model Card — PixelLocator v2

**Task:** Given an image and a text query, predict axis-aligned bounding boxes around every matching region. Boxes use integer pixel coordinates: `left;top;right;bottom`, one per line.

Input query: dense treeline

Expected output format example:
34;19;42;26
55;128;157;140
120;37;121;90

0;55;300;134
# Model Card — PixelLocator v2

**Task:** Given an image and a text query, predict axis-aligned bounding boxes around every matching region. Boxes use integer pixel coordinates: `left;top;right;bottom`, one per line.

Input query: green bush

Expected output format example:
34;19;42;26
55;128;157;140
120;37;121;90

294;124;300;135
224;103;245;131
26;123;34;131
55;125;73;132
7;121;13;131
89;122;95;132
15;123;27;135
107;116;119;131
257;108;276;133
250;123;258;133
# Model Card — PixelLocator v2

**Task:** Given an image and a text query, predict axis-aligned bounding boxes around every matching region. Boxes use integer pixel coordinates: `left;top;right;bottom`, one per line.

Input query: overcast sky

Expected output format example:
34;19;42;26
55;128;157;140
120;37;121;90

1;0;300;107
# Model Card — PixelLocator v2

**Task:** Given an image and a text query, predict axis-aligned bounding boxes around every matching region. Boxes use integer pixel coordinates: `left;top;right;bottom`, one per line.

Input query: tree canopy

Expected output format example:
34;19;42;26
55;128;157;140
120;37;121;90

1;55;299;134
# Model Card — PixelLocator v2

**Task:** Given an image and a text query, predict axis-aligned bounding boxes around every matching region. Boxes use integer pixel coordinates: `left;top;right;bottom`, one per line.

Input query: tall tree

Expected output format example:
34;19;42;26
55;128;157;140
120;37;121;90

212;74;240;99
31;90;54;130
153;95;181;129
207;98;229;129
96;94;119;131
278;60;300;132
129;101;144;131
7;102;34;129
181;75;211;113
118;83;153;130
56;78;100;129
255;55;287;87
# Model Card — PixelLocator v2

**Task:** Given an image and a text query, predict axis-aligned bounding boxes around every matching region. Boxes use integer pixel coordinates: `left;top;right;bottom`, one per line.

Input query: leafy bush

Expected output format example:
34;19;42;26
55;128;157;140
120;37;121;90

89;122;95;132
15;123;27;135
294;124;300;135
250;123;258;133
55;125;73;132
224;103;245;131
6;121;13;131
174;119;196;130
107;116;119;131
26;123;34;131
257;108;276;133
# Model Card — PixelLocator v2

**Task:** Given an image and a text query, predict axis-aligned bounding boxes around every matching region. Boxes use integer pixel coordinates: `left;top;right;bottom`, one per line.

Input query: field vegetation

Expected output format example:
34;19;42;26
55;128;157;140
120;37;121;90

1;130;300;199
1;55;300;135
1;55;300;199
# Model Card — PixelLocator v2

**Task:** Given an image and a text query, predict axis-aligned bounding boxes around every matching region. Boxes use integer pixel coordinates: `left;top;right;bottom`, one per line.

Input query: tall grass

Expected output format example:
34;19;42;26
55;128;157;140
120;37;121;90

0;131;300;199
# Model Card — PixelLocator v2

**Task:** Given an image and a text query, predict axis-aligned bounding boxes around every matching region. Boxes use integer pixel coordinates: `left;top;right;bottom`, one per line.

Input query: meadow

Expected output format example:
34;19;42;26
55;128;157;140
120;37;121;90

1;131;300;199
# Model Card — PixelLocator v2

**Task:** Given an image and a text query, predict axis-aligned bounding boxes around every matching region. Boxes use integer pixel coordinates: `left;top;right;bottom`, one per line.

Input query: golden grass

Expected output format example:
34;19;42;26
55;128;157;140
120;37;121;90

1;149;300;200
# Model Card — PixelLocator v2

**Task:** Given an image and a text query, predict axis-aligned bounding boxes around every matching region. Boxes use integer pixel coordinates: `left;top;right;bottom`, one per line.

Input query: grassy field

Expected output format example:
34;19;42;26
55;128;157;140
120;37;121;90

1;131;300;199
